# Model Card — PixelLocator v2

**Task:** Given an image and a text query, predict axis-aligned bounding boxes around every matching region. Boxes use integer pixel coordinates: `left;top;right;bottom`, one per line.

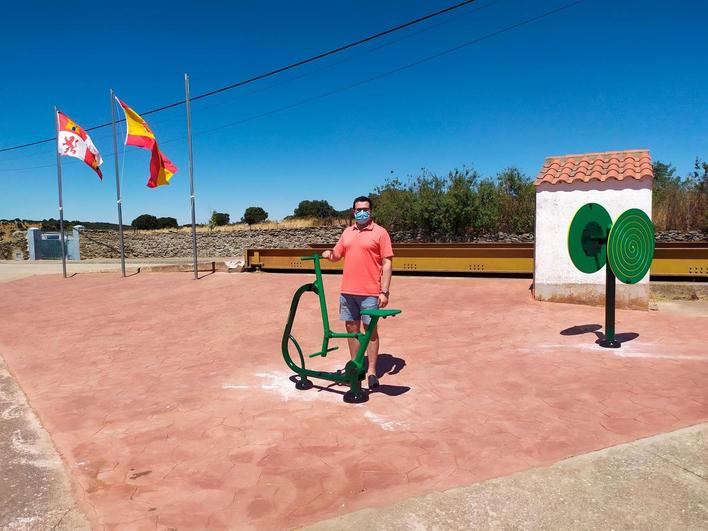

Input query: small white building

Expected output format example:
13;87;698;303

533;150;654;309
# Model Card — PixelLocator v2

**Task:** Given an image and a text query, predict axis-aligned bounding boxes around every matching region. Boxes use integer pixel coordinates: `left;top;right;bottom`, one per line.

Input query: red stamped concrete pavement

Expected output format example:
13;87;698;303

0;272;706;530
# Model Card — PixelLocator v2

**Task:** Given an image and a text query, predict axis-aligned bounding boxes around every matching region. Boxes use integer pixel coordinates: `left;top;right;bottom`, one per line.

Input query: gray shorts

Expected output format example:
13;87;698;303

339;294;379;325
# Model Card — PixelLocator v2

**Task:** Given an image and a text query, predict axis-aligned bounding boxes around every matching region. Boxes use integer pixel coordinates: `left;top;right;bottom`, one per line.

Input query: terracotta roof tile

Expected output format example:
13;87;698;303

534;149;653;186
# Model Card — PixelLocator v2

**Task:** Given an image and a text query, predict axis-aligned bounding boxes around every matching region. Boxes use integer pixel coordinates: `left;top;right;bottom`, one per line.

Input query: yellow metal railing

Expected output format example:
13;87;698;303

245;242;708;279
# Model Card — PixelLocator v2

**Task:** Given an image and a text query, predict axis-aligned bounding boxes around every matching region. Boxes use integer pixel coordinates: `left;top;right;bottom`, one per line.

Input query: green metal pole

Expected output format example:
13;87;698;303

600;258;620;348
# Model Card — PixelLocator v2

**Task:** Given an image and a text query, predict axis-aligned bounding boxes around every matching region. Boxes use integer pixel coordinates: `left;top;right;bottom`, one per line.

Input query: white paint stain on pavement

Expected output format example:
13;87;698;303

363;410;408;431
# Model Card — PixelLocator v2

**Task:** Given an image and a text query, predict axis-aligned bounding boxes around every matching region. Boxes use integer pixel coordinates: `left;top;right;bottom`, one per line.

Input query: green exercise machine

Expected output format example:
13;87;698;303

568;203;655;348
281;254;401;403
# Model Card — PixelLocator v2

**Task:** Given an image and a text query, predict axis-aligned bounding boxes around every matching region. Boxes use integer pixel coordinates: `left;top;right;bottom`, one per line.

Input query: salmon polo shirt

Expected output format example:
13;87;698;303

333;222;394;296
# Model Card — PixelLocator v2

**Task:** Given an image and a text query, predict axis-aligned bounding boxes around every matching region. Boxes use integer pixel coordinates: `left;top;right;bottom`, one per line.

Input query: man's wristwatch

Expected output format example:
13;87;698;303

380;290;390;297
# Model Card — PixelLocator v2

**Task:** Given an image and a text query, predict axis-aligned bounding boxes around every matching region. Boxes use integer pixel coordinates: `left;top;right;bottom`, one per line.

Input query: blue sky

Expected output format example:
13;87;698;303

1;0;706;224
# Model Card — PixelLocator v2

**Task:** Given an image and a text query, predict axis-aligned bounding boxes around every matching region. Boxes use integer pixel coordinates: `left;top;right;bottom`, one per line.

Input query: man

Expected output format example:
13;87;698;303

322;196;393;389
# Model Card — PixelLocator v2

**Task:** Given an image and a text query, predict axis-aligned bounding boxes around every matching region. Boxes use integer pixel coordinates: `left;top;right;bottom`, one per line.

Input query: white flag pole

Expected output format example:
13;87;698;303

53;107;67;278
185;73;198;280
110;89;126;277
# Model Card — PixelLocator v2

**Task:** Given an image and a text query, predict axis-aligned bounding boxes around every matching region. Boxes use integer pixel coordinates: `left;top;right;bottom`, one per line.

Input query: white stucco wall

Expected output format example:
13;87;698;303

534;178;652;308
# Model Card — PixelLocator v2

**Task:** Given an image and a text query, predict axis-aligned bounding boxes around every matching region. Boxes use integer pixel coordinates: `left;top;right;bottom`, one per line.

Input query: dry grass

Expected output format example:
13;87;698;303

161;218;350;233
0;222;38;242
653;188;707;232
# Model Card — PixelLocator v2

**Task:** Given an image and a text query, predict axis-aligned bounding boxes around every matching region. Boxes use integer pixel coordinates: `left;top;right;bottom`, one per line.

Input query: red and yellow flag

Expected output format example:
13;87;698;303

56;111;103;179
116;97;177;188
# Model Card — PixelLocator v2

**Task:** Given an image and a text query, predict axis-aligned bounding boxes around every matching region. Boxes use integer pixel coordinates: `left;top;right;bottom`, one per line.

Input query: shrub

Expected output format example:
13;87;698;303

209;211;230;227
40;218;61;231
373;166;534;240
293;200;338;219
653;159;708;232
241;207;268;227
132;214;158;230
156;216;178;229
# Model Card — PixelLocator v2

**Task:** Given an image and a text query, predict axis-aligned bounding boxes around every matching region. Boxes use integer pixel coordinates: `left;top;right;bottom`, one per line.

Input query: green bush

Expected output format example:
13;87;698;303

40;218;61;231
496;167;535;234
156;216;178;229
131;214;158;230
293;200;338;218
241;206;268;227
653;159;708;231
373;166;534;240
209;211;230;227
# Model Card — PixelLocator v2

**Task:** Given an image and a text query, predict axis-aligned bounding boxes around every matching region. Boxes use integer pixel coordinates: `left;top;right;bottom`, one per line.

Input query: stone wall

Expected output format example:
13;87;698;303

72;226;707;260
78;227;346;260
0;233;28;260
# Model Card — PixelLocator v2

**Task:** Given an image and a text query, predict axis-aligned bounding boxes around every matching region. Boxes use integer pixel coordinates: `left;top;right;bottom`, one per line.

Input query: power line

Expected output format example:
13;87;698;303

0;1;583;173
193;1;585;138
0;0;503;166
187;2;583;137
0;0;483;154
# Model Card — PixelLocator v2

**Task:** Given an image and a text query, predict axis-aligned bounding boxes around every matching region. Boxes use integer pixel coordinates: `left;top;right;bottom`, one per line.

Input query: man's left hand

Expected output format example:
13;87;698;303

378;293;389;308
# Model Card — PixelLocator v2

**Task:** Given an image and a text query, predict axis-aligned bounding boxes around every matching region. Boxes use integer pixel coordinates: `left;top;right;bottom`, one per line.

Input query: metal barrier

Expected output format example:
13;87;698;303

27;226;82;261
245;242;708;279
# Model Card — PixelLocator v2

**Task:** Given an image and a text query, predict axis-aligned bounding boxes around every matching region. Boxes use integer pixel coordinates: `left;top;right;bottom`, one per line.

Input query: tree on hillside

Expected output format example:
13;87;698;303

156;216;178;229
132;214;159;230
293;199;338;218
209;211;230;226
241;207;268;228
40;218;61;231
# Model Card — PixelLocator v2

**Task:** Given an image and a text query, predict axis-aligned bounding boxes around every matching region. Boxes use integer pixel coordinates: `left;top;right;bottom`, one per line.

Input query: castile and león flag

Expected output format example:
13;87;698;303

56;111;103;179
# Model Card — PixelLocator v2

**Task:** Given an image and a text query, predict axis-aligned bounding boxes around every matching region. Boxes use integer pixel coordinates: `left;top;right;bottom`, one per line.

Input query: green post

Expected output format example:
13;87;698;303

599;252;620;348
569;204;655;350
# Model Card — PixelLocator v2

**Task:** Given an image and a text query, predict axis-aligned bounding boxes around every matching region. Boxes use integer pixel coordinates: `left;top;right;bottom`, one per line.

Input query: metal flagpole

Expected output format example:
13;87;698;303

53;107;67;278
185;73;198;280
110;89;126;277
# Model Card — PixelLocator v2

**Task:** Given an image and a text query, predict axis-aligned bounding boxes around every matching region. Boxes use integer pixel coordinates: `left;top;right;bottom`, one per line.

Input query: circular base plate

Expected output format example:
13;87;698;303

607;209;655;284
295;378;314;390
343;389;368;403
598;338;621;349
568;203;612;273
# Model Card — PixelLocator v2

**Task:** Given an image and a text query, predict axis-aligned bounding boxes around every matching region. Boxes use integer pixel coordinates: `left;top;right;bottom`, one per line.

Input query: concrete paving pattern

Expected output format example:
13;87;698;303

0;360;89;530
0;270;706;529
306;423;708;530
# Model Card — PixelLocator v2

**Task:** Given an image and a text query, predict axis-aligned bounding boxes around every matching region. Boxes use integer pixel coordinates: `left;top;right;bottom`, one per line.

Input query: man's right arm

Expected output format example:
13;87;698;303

323;235;344;261
322;249;341;261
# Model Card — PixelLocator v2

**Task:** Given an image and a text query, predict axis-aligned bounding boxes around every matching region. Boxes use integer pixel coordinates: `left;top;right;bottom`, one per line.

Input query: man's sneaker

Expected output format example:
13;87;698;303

368;374;380;389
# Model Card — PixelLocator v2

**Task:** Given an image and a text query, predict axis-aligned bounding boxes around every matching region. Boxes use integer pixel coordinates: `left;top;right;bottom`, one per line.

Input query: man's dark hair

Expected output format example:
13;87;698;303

352;196;372;209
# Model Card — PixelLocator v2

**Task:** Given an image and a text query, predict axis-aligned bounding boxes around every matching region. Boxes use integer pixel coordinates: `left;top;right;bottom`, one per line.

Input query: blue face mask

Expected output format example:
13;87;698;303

354;210;370;223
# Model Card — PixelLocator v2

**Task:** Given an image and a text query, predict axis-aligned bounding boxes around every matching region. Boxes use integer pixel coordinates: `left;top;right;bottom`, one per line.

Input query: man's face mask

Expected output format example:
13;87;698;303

354;209;370;223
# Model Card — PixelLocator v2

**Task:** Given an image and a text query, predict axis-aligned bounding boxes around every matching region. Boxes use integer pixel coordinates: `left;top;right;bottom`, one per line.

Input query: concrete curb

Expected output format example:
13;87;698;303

0;358;90;531
305;423;708;530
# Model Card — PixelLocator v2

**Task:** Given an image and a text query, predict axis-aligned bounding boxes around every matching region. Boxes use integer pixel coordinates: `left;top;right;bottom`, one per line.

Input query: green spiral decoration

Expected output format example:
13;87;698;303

607;209;655;284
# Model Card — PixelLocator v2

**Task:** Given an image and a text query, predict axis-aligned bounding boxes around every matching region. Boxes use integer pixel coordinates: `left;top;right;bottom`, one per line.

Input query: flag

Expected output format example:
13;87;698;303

56;111;103;179
116;97;177;188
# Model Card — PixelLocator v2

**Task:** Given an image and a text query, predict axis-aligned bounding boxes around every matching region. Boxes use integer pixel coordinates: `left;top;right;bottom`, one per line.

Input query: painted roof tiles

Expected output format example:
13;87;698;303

534;149;653;186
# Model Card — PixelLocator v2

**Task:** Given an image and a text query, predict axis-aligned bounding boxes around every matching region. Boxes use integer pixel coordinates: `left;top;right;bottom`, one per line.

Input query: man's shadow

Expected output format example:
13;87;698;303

560;324;639;345
291;353;411;398
366;353;410;396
